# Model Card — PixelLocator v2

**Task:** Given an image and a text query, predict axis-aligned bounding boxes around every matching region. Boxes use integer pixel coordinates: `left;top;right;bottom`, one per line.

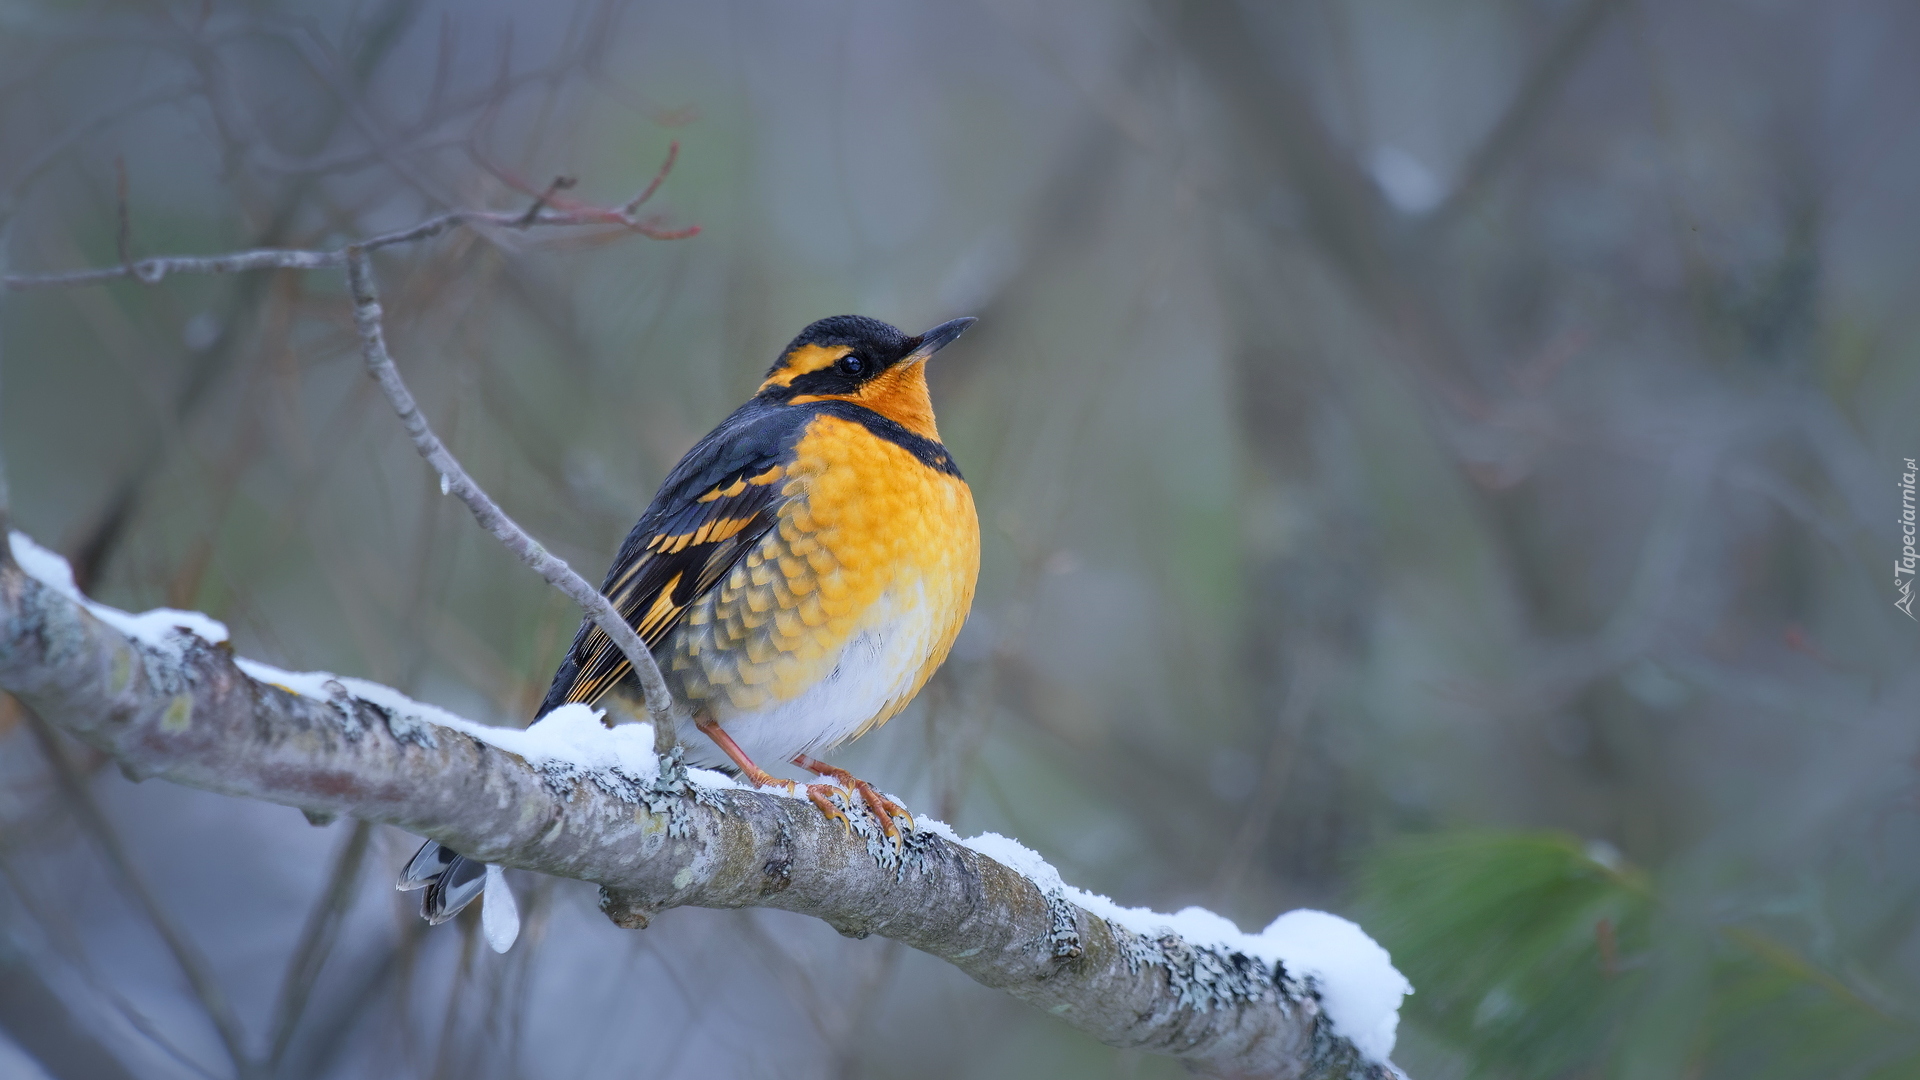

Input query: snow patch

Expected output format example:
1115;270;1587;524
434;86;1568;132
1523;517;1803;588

9;530;665;781
10;531;231;646
457;703;657;782
956;831;1066;892
943;825;1409;1063
1257;910;1411;1062
225;657;779;800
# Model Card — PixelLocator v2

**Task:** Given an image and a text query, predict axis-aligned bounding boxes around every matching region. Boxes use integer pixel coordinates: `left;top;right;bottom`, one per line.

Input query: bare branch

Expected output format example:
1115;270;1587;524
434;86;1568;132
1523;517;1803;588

0;558;1394;1080
342;247;675;725
472;143;703;239
0;170;690;727
1424;0;1626;229
21;707;261;1080
3;246;346;290
266;821;374;1072
515;175;578;227
2;153;697;292
622;139;679;214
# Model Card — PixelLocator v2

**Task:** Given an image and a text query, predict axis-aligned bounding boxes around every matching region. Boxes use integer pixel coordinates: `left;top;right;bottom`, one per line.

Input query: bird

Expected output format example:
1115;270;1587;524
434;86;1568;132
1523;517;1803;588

399;314;981;923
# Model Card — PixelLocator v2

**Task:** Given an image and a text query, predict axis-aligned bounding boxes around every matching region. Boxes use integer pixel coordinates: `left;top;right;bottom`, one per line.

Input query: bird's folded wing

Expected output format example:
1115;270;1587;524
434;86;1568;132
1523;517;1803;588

545;445;792;712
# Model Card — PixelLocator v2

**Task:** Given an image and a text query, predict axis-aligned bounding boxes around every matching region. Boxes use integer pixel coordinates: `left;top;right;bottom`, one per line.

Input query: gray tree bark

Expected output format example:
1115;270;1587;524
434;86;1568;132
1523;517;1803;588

0;549;1393;1080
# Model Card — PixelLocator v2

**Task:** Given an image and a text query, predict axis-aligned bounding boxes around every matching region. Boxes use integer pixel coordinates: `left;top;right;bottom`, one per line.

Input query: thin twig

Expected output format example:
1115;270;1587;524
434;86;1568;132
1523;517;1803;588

0;206;680;291
515;176;578;227
3;152;696;292
0;851;226;1080
473;144;702;240
622;139;678;214
20;706;262;1080
1424;0;1626;229
266;820;374;1071
0;167;691;724
0;86;199;219
4;247;346;290
1212;653;1324;900
342;248;674;724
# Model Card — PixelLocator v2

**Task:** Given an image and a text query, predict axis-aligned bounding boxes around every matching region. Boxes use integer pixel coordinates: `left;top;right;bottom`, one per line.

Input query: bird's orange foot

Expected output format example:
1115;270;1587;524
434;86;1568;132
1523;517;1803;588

793;754;915;846
737;763;797;794
803;784;853;833
695;716;798;793
724;756;854;834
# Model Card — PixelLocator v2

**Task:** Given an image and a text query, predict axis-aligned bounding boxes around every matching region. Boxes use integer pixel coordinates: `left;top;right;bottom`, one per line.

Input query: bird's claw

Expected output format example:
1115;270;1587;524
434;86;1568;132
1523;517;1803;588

805;784;854;833
789;755;914;848
853;780;912;849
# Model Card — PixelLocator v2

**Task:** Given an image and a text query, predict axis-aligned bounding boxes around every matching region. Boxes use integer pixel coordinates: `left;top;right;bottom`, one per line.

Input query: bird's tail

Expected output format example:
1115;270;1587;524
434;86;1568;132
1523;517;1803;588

397;840;487;924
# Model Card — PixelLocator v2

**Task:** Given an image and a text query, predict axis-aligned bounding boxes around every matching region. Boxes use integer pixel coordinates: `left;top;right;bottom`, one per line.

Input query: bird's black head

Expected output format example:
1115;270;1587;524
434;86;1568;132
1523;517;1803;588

756;314;975;402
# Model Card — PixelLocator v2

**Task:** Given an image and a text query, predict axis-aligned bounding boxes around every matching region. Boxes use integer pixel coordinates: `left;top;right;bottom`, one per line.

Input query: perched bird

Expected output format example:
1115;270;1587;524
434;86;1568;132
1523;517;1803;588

400;314;981;922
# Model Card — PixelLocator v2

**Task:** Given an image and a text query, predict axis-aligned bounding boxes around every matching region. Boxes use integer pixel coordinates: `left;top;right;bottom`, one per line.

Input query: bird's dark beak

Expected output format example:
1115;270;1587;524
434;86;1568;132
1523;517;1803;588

904;317;977;363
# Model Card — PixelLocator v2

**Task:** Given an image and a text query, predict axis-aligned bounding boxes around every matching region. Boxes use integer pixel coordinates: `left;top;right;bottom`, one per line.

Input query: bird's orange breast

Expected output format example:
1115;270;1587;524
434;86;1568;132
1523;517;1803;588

661;412;978;743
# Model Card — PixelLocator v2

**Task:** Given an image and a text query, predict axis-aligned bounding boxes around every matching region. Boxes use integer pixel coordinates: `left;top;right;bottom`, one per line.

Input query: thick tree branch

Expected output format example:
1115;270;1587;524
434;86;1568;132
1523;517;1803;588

0;551;1397;1080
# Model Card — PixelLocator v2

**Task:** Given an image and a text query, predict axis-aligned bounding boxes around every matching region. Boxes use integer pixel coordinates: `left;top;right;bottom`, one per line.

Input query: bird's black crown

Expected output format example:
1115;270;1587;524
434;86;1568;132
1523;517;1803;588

765;315;915;379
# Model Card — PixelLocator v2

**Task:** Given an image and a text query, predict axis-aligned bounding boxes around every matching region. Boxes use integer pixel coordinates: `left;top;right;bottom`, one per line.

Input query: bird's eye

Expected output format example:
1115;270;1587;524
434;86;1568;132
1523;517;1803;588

835;353;867;376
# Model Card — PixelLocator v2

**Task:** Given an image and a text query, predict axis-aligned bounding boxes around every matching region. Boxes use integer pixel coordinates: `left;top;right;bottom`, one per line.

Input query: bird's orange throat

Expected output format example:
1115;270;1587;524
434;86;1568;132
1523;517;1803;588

855;361;941;441
792;361;942;442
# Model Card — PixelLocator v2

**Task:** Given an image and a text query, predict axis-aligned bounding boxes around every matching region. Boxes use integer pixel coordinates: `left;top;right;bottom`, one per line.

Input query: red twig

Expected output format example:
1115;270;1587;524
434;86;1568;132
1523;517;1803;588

473;142;699;240
622;139;678;213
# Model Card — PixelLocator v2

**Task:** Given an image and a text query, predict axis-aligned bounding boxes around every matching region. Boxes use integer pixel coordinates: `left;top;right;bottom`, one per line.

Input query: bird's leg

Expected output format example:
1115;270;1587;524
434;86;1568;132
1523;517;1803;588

693;716;787;788
792;754;915;845
694;717;850;831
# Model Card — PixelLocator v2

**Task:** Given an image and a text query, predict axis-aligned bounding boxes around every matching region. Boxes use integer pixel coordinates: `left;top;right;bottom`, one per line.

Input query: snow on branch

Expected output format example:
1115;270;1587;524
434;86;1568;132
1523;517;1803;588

0;533;1407;1080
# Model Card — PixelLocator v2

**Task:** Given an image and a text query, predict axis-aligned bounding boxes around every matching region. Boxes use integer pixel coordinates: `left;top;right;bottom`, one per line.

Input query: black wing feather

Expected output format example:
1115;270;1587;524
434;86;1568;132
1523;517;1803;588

536;401;811;717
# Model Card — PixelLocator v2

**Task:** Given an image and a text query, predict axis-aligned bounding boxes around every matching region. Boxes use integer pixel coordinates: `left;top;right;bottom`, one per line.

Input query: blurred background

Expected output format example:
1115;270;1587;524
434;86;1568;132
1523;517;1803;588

2;0;1918;1077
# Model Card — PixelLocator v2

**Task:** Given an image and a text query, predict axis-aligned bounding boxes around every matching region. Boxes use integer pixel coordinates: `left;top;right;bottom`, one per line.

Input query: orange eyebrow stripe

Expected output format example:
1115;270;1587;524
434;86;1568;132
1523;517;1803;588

757;343;848;390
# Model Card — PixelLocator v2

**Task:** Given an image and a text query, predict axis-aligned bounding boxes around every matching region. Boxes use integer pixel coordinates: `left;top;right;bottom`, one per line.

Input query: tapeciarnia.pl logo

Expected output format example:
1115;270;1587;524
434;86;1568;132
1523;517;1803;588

1899;457;1917;620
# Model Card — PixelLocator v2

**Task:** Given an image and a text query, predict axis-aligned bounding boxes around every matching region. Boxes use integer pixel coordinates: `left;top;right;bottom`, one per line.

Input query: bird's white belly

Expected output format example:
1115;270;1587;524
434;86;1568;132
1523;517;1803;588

674;584;936;771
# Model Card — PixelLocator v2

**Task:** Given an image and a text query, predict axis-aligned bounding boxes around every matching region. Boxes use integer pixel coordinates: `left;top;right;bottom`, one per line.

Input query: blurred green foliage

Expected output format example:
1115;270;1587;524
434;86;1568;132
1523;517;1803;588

1359;831;1920;1078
